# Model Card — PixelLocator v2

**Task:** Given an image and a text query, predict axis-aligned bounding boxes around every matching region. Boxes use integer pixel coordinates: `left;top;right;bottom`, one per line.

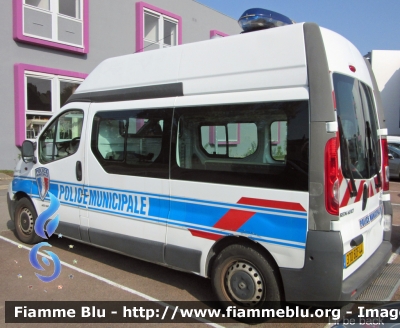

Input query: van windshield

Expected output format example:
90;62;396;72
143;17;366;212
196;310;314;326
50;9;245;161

333;73;381;180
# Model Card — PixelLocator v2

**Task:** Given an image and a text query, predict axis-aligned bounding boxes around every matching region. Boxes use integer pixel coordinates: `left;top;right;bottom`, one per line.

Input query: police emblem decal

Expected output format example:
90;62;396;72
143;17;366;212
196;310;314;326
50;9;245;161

35;167;50;201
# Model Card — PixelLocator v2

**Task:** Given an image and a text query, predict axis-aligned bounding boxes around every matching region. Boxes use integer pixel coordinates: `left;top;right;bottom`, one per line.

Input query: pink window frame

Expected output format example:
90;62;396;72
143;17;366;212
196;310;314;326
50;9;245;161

210;30;229;39
135;1;182;53
13;0;89;54
14;63;88;146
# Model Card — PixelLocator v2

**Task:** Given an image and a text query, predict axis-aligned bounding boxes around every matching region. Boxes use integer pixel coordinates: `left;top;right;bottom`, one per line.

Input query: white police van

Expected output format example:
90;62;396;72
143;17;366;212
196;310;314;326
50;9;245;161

8;8;393;307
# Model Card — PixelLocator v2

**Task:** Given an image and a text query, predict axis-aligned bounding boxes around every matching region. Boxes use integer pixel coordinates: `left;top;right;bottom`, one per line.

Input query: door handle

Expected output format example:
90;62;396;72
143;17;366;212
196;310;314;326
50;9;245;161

76;161;82;181
362;183;368;211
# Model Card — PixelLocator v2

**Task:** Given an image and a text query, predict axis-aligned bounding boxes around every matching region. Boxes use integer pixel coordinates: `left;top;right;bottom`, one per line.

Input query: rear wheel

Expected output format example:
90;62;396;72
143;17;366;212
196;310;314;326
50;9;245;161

211;244;281;308
14;198;42;244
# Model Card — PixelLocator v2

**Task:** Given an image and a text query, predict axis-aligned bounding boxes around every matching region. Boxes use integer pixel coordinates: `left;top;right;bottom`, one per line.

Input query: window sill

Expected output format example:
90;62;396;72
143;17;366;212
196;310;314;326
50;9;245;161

14;34;87;54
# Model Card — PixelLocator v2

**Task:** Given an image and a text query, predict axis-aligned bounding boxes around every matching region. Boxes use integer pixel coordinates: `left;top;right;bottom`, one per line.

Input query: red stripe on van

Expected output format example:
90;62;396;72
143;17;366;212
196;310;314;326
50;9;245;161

369;183;374;197
238;197;306;212
188;229;223;241
213;209;255;231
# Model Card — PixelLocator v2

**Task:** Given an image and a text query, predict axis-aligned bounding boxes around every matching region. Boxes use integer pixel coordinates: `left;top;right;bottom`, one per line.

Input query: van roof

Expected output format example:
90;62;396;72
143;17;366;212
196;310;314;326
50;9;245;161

69;22;368;105
72;23;309;100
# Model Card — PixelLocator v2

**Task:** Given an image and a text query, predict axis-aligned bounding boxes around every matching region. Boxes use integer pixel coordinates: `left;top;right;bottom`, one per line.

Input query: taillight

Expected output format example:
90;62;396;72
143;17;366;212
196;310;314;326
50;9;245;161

325;136;340;215
381;138;390;191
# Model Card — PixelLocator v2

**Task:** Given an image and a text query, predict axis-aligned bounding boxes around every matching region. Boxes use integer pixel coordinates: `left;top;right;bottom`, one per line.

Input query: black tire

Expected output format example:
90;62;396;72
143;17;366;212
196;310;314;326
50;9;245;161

14;198;42;244
211;244;281;309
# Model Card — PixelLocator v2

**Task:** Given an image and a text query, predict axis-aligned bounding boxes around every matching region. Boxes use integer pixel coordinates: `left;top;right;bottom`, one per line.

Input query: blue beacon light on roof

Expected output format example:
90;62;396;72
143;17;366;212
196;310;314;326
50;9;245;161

238;8;294;33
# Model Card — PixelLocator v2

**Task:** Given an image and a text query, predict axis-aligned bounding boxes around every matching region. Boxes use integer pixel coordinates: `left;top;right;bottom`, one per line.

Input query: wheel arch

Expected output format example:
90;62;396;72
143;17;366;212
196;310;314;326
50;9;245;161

14;191;32;202
9;191;34;219
205;236;284;295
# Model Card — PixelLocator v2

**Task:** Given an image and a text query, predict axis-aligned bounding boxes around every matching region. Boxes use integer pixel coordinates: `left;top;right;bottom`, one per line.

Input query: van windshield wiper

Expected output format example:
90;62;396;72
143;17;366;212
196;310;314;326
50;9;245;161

338;117;358;198
365;121;382;188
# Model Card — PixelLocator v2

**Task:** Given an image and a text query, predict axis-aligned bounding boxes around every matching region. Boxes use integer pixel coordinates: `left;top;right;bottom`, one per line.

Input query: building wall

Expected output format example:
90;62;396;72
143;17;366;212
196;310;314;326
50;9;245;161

371;50;400;136
0;0;241;169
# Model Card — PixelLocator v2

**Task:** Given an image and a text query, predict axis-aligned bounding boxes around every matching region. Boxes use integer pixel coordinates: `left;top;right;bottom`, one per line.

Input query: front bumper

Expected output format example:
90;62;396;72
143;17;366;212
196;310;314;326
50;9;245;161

7;192;16;222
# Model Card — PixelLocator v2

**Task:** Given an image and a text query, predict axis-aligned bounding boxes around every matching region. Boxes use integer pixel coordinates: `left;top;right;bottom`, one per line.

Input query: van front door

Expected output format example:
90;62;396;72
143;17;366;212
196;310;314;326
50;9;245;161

85;104;173;264
36;104;89;240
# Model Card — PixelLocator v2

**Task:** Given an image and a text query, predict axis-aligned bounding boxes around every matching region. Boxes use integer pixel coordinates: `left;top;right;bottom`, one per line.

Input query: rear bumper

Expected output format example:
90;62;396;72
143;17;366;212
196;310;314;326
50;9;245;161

340;240;392;301
280;231;392;304
383;200;392;242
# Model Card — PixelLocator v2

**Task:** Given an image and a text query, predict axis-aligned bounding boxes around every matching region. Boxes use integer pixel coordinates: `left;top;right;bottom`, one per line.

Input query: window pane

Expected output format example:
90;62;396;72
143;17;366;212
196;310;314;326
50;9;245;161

334;74;369;179
144;13;159;43
91;109;172;179
173;101;309;191
25;0;50;10
59;0;80;19
60;81;80;107
143;40;160;52
39;117;57;162
39;110;84;163
26;115;50;139
57;111;84;141
271;121;287;161
201;126;227;155
164;20;177;46
98;119;126;160
229;123;257;158
126;119;164;164
360;83;381;172
27;76;52;112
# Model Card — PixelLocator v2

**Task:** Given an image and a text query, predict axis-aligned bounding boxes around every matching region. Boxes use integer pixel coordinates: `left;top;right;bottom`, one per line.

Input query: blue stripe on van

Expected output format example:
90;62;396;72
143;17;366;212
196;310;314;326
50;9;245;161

238;212;307;243
12;177;307;249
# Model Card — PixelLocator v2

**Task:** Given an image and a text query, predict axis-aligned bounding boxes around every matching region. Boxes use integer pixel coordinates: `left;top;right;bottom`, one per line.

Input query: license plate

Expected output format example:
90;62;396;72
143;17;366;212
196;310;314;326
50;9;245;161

344;243;364;268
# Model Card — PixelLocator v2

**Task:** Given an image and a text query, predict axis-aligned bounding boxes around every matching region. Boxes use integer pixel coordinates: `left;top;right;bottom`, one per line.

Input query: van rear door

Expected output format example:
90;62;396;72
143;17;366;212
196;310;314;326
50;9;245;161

333;73;384;279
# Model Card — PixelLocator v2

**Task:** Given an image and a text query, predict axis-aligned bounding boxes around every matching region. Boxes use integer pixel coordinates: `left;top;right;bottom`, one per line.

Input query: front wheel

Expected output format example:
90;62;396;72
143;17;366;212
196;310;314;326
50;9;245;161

211;244;281;308
14;198;42;244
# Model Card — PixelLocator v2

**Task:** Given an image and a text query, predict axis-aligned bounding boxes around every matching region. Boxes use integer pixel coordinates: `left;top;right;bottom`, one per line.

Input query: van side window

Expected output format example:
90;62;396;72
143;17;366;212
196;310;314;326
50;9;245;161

38;110;84;164
172;101;309;191
91;108;172;178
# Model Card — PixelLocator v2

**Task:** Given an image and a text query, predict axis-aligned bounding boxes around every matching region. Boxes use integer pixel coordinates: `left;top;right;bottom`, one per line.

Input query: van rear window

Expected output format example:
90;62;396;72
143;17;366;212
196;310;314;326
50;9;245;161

333;74;381;180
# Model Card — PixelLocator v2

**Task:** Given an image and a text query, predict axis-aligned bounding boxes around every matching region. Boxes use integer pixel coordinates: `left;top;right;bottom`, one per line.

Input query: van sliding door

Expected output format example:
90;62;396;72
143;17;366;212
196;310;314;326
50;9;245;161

168;100;310;274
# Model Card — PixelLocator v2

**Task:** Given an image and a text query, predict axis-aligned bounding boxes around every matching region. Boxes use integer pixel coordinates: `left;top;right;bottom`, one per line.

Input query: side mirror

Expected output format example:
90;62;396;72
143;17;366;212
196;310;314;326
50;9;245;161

388;154;394;160
21;140;37;163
